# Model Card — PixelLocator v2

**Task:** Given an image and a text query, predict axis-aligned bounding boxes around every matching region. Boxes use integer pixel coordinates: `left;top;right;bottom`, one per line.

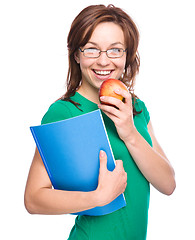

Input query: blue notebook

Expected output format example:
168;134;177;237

30;109;126;216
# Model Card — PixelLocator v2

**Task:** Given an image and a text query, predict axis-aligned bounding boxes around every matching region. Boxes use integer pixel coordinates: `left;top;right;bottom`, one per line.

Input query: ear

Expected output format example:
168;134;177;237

74;50;80;64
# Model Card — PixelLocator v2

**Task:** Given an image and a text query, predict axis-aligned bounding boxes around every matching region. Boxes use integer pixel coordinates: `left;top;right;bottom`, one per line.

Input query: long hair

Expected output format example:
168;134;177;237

62;4;141;115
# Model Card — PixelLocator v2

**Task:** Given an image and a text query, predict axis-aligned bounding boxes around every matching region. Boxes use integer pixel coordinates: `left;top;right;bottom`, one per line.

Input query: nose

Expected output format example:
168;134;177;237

96;52;110;66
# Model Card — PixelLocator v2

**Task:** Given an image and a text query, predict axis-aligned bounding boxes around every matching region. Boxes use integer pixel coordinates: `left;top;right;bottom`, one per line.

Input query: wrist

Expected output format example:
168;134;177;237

92;188;103;207
93;188;109;207
85;189;103;208
122;127;138;145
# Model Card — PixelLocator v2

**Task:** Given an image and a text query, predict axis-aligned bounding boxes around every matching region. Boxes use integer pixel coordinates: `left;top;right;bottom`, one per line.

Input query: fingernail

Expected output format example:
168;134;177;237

100;150;105;157
100;96;105;100
114;89;120;93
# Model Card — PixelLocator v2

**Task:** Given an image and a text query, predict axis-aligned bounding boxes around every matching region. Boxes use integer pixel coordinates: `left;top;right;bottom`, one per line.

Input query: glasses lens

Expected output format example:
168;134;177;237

84;48;100;58
81;48;125;58
107;48;124;58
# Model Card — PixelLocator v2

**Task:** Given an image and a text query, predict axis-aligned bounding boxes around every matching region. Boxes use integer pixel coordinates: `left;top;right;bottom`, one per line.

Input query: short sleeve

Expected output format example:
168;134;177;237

141;101;150;124
134;98;150;125
41;101;72;125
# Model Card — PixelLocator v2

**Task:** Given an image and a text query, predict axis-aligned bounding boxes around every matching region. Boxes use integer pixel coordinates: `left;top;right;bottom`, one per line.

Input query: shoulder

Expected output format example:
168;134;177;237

41;100;73;124
133;97;150;125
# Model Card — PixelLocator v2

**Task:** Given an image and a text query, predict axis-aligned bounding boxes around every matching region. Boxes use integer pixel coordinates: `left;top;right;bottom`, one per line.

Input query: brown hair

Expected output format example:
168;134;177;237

61;4;141;115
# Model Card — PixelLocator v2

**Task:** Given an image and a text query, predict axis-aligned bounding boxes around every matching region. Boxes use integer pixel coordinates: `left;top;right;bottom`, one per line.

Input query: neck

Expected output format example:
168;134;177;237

77;84;100;104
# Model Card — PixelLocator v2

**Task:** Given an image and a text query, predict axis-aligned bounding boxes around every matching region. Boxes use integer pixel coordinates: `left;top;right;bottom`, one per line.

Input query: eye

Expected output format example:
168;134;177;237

109;48;122;53
83;48;100;57
107;48;124;58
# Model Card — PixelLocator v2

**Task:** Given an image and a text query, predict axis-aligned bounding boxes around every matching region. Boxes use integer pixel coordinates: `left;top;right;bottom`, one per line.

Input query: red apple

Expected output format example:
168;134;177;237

99;79;128;105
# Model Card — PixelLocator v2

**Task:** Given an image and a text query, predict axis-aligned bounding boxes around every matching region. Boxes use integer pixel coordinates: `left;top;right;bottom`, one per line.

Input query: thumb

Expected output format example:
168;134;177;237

99;150;107;172
115;160;123;169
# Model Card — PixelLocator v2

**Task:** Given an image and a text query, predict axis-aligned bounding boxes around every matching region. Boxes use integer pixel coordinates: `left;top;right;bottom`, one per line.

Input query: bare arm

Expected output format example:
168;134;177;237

24;148;127;215
98;89;176;195
124;120;176;195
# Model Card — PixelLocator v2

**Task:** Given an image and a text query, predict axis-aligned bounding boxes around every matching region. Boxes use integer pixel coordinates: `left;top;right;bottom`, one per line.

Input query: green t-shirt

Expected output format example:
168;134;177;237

41;92;152;240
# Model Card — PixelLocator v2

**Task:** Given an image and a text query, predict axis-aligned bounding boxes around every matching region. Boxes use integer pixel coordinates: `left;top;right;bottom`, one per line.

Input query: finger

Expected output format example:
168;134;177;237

114;89;132;105
99;96;124;110
124;172;127;181
114;159;124;170
123;182;127;192
99;150;108;172
98;103;120;117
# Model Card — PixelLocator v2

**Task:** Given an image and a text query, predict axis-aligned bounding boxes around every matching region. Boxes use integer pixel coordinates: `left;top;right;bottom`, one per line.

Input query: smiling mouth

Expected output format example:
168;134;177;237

93;70;113;76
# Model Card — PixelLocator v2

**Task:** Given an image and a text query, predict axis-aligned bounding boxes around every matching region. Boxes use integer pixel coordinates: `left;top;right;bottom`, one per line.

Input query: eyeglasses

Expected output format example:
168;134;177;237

79;48;127;58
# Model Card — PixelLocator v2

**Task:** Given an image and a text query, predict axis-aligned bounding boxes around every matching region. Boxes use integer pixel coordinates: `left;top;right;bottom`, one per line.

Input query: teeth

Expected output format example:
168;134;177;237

94;70;111;75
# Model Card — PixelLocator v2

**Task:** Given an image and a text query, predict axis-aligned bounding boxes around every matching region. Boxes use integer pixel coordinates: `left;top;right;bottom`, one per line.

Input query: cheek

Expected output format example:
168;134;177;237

79;57;95;70
79;59;96;80
115;58;126;72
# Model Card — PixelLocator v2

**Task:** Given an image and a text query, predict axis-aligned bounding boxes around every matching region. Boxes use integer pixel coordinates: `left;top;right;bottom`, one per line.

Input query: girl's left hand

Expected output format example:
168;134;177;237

98;89;137;142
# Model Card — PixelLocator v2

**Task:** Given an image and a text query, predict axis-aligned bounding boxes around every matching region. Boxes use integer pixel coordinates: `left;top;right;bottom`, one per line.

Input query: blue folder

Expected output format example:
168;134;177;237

30;109;126;216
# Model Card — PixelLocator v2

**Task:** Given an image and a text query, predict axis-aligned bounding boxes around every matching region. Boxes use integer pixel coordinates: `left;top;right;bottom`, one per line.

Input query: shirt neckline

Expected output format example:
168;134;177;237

71;92;99;111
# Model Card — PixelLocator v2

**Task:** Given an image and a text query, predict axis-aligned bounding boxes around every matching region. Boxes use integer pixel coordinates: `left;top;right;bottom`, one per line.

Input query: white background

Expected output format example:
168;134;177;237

1;0;194;239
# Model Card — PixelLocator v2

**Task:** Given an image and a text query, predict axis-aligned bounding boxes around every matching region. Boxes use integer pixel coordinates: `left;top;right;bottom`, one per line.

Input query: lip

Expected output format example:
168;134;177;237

92;69;114;80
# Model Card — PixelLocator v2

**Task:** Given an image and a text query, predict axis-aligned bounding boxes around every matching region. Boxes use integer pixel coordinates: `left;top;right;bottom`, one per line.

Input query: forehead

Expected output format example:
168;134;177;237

88;22;125;47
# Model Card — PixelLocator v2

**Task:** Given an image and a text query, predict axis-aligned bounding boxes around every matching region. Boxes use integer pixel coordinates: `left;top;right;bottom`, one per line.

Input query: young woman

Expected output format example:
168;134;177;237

24;5;176;240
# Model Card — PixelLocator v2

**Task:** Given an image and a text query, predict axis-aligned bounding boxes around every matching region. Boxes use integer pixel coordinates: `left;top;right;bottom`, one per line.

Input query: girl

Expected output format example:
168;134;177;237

25;5;176;240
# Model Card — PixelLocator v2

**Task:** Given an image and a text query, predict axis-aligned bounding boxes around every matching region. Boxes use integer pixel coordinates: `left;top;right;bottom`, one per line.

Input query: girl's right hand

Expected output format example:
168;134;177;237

95;150;127;207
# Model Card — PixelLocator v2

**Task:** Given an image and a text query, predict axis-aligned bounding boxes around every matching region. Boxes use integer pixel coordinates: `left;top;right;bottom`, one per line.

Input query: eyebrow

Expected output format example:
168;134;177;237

86;41;125;47
110;42;125;46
